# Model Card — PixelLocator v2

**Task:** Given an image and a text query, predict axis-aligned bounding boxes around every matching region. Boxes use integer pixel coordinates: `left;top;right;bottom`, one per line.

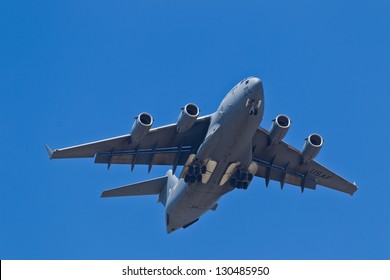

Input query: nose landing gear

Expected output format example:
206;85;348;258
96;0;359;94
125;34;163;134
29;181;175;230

246;99;261;116
249;107;258;116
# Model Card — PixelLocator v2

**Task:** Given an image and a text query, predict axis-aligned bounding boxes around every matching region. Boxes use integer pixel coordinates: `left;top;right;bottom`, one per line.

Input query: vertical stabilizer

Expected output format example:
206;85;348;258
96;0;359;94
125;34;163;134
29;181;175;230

158;169;178;206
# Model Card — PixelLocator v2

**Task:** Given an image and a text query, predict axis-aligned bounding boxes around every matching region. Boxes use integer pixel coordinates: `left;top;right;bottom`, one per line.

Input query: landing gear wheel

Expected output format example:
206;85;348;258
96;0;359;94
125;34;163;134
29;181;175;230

197;174;202;182
248;173;253;181
229;178;237;187
190;176;196;184
194;166;200;176
201;166;207;174
188;166;194;175
243;182;248;190
184;174;191;183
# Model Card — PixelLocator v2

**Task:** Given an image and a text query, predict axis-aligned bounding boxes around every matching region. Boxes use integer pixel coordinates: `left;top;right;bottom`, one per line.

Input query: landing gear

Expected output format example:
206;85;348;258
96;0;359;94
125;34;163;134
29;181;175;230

229;168;254;190
240;172;248;180
183;158;207;184
247;98;261;116
249;107;258;116
219;161;258;189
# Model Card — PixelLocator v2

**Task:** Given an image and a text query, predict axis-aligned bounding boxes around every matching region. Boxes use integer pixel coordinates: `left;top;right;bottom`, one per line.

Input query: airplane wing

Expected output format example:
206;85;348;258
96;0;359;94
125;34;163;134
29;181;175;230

251;127;358;195
47;116;211;172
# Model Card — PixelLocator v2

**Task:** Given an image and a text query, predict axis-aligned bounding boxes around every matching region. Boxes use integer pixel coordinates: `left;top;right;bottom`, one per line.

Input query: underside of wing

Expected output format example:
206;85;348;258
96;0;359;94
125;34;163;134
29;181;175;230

252;127;358;195
48;116;211;171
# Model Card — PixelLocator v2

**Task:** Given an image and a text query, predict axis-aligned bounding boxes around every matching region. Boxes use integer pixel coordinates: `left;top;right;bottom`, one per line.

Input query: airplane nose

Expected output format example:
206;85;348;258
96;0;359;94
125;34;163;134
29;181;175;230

251;77;263;89
251;76;262;85
249;77;263;98
243;77;264;117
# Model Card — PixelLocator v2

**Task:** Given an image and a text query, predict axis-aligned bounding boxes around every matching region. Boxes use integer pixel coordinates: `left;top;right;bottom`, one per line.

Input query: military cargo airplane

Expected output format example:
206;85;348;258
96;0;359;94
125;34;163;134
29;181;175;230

46;76;357;233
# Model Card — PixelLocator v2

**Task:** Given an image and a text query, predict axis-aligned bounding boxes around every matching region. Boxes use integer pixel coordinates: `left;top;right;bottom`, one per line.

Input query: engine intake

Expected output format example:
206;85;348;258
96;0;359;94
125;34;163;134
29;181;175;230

130;112;153;144
301;133;323;164
268;114;291;145
177;103;199;133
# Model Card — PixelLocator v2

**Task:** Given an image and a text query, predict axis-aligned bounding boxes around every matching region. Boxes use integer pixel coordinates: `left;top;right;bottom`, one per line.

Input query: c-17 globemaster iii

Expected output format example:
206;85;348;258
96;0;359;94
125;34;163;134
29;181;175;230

46;76;358;233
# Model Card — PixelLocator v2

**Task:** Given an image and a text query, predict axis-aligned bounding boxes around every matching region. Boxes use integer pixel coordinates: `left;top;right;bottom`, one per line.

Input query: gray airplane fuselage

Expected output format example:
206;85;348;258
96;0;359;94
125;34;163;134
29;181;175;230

165;77;264;233
47;75;358;233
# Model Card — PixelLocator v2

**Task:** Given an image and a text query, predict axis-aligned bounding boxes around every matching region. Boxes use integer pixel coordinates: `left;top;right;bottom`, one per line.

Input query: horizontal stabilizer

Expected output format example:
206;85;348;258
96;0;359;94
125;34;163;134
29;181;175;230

45;144;53;159
101;175;168;198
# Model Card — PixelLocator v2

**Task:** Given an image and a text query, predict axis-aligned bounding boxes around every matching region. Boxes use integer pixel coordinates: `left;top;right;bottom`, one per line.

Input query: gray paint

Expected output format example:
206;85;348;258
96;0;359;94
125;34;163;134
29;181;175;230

46;76;357;234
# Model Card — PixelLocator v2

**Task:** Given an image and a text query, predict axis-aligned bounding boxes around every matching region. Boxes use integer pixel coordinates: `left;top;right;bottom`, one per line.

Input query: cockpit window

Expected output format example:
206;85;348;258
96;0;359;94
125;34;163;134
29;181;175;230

240;77;251;85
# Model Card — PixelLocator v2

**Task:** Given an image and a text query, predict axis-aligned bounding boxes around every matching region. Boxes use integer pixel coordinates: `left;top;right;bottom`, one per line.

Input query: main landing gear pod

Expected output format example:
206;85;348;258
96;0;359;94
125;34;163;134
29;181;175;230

219;161;258;189
180;154;217;185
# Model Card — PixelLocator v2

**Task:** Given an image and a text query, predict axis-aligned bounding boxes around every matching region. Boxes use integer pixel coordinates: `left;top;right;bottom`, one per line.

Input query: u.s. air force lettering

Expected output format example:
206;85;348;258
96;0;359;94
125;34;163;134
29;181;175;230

310;169;333;180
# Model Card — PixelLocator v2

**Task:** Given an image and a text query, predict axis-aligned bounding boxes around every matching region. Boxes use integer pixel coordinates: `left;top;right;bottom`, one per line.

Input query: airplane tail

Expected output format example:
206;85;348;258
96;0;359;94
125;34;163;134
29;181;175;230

101;170;178;207
158;170;178;206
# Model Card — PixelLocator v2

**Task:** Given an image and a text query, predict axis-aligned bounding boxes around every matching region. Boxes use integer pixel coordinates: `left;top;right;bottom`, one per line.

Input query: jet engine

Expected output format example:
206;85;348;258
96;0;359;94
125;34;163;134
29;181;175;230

268;114;291;145
176;103;200;133
301;133;323;164
130;112;153;144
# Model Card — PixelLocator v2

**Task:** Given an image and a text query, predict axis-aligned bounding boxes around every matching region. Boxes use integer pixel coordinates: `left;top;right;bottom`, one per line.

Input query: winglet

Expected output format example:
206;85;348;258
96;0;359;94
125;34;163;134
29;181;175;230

45;144;54;159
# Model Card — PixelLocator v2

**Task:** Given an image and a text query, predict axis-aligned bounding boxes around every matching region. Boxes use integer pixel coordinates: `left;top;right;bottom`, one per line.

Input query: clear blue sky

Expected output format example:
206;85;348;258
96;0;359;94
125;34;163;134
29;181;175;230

1;0;389;260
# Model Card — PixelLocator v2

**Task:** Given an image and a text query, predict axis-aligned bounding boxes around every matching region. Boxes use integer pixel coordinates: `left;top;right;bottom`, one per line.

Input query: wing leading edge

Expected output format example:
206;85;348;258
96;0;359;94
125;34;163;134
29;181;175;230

252;127;358;195
47;116;211;172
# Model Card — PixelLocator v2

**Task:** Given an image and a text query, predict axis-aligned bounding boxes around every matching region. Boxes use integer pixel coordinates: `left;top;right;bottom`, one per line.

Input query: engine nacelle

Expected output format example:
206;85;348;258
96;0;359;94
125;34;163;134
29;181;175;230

130;112;153;144
268;114;291;145
176;103;200;133
301;133;323;164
